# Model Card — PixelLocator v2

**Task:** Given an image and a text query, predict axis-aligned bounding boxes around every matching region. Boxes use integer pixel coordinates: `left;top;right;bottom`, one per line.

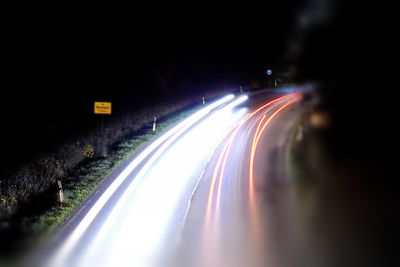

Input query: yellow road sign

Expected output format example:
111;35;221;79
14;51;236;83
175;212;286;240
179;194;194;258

94;102;112;114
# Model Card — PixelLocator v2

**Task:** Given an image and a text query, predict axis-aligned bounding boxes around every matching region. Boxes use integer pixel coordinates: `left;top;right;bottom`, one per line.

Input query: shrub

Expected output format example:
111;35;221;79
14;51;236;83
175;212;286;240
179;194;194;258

83;144;94;159
0;92;217;220
57;142;85;171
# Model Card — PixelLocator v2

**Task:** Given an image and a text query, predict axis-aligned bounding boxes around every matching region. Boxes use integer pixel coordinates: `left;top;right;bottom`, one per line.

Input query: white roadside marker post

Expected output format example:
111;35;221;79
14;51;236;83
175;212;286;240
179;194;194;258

57;180;64;204
202;97;205;105
153;116;157;132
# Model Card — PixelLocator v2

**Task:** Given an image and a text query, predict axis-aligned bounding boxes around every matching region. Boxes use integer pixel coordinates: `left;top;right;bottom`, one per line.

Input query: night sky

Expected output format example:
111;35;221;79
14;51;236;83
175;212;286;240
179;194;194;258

2;2;302;169
4;4;299;96
1;1;395;172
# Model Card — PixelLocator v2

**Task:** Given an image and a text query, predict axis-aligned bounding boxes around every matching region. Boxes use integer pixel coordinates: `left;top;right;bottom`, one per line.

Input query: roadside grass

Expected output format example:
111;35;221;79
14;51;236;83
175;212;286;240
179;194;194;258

286;106;381;267
35;106;198;234
285;111;332;266
286;112;327;222
287;115;313;189
5;104;201;256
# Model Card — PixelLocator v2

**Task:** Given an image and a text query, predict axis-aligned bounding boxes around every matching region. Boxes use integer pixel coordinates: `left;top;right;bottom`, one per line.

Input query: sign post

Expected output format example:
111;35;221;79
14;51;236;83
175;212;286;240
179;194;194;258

94;102;112;115
265;69;273;88
94;102;112;155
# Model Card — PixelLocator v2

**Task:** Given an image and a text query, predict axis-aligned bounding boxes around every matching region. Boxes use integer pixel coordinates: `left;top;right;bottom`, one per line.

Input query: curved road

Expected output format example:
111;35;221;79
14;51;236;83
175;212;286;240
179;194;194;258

32;89;303;267
171;92;303;267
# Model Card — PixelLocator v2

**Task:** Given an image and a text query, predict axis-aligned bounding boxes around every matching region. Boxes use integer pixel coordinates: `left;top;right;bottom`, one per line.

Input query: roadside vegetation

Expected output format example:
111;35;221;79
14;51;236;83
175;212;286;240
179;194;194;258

0;94;213;256
287;105;381;267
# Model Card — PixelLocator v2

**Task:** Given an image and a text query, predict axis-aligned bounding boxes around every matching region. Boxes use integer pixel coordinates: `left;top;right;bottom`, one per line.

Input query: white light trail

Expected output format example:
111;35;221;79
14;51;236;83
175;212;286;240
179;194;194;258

48;95;234;267
45;94;236;267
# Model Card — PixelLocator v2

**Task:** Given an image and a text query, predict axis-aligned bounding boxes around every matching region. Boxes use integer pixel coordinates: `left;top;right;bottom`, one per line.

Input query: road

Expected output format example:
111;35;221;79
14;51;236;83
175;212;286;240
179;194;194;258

170;91;303;267
31;89;303;267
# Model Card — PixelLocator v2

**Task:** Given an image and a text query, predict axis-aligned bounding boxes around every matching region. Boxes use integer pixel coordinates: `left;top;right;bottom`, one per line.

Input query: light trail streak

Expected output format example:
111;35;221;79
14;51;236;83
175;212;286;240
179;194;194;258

249;95;300;193
205;93;300;225
247;94;301;240
44;94;236;267
202;94;301;265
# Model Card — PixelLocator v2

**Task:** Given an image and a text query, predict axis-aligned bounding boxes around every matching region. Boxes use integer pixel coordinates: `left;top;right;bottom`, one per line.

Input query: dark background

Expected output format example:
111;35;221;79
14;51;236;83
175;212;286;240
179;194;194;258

0;2;396;264
1;1;395;174
2;2;302;171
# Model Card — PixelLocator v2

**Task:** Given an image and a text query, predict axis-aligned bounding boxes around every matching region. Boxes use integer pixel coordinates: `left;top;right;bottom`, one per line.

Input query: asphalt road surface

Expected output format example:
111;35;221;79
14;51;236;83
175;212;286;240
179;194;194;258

31;89;303;267
170;91;303;267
